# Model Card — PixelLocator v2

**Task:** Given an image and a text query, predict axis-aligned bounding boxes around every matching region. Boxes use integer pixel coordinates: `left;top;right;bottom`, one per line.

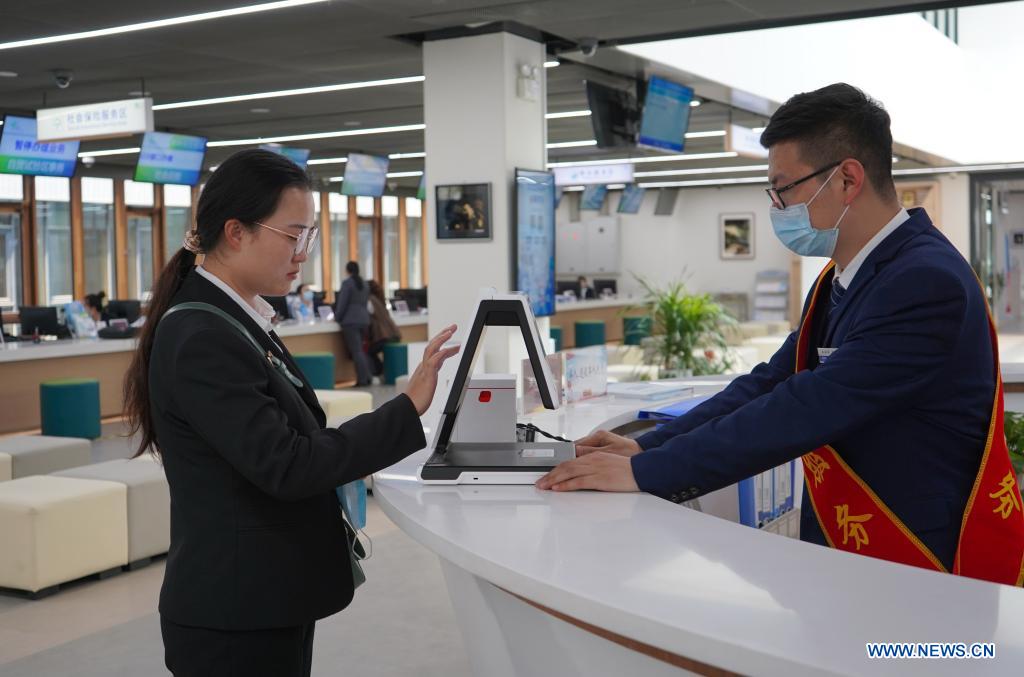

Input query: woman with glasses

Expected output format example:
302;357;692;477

333;260;373;386
124;149;459;677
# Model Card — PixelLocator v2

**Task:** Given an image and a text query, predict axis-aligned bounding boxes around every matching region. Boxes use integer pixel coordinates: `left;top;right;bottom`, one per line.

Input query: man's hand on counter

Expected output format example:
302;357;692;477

575;430;642;458
535;452;639;493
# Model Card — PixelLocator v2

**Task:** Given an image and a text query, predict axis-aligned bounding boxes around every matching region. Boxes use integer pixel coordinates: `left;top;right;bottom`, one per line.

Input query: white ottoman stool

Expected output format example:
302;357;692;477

53;458;169;568
0;435;91;479
0;452;11;482
0;476;128;597
316;389;373;424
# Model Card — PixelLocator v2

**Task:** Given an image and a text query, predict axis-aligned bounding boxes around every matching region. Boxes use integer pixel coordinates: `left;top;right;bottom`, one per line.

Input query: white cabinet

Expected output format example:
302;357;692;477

556;216;619;275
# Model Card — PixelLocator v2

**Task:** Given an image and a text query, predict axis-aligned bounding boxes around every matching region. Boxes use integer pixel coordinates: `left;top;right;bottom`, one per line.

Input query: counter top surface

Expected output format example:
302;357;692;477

375;377;1024;676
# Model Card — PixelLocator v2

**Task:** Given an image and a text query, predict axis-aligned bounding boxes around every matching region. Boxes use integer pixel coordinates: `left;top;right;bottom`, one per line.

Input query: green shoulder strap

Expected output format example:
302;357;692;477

163;302;304;388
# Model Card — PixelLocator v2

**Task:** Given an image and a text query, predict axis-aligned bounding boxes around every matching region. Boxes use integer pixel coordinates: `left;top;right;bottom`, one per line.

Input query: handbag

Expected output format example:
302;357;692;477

163;301;367;589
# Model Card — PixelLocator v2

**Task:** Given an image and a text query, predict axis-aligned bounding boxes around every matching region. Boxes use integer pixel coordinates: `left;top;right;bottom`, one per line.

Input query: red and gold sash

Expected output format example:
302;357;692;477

796;262;1024;585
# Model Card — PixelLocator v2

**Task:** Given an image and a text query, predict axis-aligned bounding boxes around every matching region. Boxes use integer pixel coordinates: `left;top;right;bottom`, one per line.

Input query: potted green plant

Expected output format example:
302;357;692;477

631;274;737;377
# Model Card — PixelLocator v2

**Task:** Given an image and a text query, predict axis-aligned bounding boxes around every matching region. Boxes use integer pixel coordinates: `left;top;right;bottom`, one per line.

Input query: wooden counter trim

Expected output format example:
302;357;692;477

498;586;740;677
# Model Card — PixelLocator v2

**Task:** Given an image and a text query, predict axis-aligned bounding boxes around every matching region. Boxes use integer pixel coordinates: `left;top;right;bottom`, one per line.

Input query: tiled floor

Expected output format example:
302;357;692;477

0;384;472;676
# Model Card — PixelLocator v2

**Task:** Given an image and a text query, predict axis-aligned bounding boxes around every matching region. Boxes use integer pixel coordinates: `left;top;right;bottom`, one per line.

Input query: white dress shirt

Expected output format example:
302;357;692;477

836;208;910;290
195;266;278;345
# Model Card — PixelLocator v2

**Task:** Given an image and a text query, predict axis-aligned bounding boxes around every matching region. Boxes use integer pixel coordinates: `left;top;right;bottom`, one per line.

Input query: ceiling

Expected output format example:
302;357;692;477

0;0;987;191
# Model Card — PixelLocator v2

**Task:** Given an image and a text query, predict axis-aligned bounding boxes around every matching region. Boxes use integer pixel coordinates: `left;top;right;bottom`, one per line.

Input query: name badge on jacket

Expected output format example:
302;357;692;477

817;347;837;364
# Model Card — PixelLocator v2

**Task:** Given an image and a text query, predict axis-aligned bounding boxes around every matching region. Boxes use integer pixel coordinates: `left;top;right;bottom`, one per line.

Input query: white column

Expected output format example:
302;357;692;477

423;30;548;374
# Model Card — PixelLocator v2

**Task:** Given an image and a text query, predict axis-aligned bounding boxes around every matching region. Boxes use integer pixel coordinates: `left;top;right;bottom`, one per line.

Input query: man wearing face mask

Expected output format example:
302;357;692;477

537;83;1024;585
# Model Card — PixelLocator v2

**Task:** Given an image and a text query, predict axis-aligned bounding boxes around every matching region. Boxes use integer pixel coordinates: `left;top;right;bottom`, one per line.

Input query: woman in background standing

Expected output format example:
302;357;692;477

334;261;373;386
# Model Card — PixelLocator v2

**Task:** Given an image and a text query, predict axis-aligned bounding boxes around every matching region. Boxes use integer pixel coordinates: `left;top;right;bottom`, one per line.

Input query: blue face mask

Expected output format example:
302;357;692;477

302;290;314;302
769;166;850;258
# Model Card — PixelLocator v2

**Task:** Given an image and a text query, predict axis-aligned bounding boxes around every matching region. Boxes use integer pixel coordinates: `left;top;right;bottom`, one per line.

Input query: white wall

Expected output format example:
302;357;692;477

558;184;792;308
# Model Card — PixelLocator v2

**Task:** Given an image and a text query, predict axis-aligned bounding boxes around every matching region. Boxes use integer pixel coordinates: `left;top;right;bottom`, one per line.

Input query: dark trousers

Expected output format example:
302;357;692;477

161;616;315;677
368;339;387;376
341;325;372;386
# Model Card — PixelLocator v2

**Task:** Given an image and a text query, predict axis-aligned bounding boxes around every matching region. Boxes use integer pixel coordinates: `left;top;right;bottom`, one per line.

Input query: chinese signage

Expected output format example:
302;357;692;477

36;97;154;142
553;162;633;187
0;116;79;177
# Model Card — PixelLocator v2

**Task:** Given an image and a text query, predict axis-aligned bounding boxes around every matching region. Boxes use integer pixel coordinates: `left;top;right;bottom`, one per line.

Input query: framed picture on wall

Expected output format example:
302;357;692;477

719;213;755;260
436;183;492;240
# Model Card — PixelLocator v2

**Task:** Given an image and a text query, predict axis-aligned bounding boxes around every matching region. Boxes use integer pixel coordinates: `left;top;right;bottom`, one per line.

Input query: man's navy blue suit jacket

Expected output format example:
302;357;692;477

631;209;994;570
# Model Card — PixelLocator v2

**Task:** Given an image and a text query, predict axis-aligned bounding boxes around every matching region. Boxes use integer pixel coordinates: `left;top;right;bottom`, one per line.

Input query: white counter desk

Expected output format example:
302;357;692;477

375;377;1024;677
0;313;429;433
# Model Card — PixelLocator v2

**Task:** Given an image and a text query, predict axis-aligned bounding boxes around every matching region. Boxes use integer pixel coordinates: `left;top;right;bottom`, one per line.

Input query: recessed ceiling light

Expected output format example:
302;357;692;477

0;70;18;78
250;107;270;113
544;61;559;68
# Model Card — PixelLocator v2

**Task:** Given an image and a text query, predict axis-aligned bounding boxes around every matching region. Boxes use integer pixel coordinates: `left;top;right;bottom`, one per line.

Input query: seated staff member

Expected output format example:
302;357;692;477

124;148;459;677
537;83;1024;585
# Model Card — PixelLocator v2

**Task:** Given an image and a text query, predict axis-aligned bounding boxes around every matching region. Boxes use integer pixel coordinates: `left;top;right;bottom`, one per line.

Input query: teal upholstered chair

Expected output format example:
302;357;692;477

292;352;336;390
574;320;606;349
382;343;409;385
39;378;101;439
549;326;563;353
623;317;652;346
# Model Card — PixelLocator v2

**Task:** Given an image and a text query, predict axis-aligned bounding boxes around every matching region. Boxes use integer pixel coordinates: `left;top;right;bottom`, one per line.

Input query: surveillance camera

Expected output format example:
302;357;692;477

387;180;398;192
52;69;73;89
81;156;95;167
578;38;599;58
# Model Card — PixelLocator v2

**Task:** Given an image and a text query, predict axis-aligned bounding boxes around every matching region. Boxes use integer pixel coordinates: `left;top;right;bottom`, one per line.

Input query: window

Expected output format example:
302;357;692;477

81;177;115;298
382;196;400;293
164;184;192;263
356;196;375;279
34;177;72;305
329;193;348;293
124;180;154;207
0;210;22;308
406;197;423;288
300;192;323;289
0;174;23;202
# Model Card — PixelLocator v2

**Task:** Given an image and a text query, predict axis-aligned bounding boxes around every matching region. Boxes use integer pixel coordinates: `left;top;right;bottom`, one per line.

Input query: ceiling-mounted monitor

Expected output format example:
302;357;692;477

617;184;646;214
259;144;311;168
134;131;207;185
0;116;79;178
584;80;639;149
580;184;608;211
638;76;694;153
341;153;389;197
654;187;680;216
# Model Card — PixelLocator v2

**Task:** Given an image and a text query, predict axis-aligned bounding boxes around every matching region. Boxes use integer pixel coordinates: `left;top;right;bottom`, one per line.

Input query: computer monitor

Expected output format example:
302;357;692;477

311;291;328;311
19;306;60;336
593;279;618;295
106;299;142;324
395;288;427;312
262;295;291;321
555;281;578;296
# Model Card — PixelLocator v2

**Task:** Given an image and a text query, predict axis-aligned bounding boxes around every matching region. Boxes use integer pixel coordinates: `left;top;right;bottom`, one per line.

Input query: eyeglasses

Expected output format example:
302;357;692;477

765;161;841;209
254;221;319;256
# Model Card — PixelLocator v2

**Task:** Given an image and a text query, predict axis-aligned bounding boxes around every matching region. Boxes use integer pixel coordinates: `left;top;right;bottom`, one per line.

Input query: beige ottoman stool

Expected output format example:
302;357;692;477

0;435;91;479
316;389;373;425
0;476;128;597
53;458;169;569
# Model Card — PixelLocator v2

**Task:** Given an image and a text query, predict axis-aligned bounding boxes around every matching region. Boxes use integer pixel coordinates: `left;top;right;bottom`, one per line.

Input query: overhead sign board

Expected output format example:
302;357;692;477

726;124;769;159
553;162;633;186
36;97;154;142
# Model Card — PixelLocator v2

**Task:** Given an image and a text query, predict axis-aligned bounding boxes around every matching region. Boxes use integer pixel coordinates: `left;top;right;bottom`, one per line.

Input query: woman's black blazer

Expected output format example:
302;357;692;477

149;269;425;630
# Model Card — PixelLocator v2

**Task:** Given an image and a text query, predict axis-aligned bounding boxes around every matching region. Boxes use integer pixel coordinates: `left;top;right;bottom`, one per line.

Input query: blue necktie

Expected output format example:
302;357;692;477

830;277;846;310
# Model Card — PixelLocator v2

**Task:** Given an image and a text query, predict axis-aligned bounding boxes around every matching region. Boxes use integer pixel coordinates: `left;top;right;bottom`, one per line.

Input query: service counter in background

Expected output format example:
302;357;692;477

0;312;428;435
549;297;647;348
